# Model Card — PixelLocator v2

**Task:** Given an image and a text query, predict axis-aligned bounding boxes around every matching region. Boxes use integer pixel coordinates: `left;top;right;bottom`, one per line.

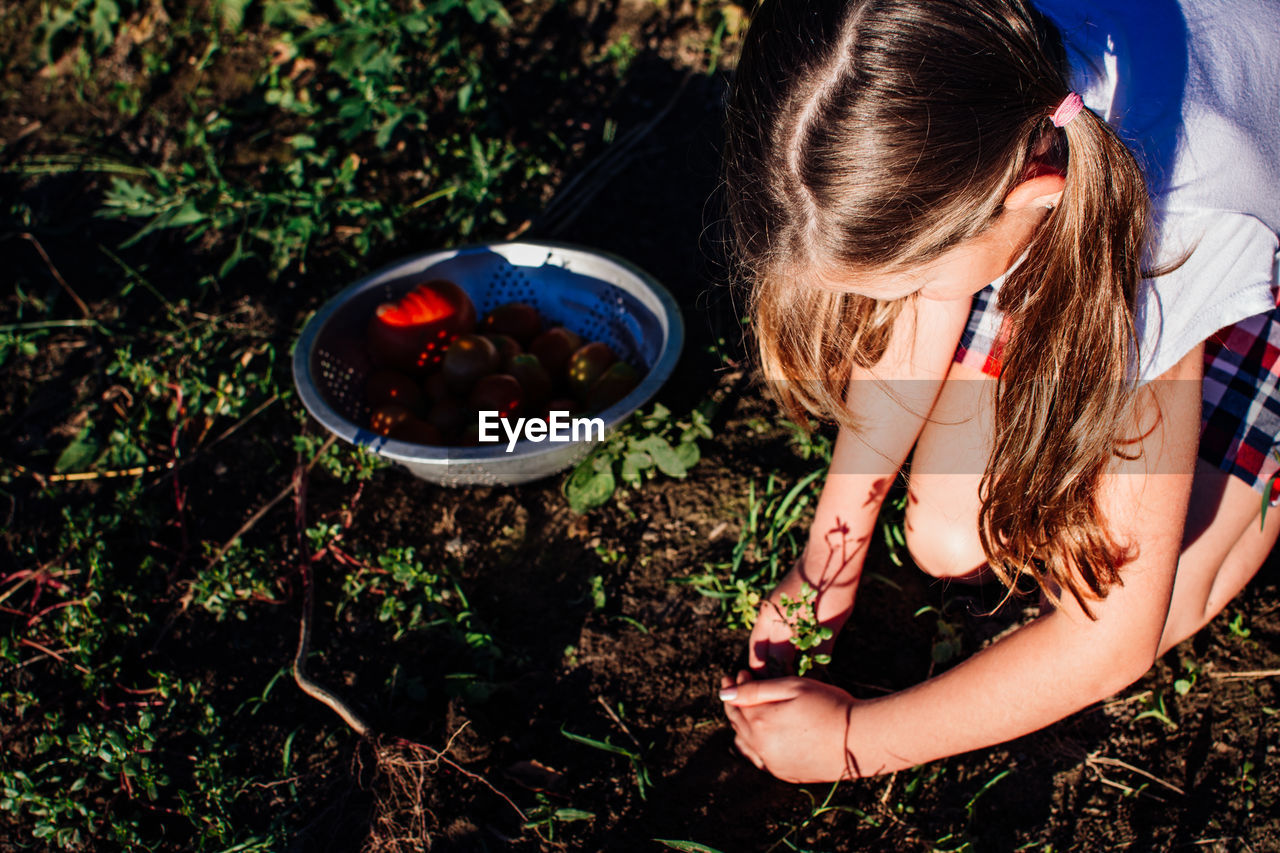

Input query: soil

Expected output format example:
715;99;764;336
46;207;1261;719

2;2;1279;852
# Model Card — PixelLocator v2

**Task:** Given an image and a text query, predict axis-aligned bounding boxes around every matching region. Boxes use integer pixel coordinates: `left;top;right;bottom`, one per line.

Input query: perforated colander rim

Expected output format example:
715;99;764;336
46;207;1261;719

292;239;684;472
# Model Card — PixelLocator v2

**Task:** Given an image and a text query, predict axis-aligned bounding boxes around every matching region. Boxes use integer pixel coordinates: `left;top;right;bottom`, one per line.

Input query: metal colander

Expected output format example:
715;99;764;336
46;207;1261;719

292;240;684;486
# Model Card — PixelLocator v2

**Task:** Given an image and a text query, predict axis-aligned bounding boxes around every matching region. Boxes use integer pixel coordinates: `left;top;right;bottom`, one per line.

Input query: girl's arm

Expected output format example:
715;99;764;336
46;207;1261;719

749;295;972;672
727;345;1203;781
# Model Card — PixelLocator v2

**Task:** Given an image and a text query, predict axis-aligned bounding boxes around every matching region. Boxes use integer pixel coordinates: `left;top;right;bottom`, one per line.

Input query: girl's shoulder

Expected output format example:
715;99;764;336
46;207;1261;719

1035;0;1280;232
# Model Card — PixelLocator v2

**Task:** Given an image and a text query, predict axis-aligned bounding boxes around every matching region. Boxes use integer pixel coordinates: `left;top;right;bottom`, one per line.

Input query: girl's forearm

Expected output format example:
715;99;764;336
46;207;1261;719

841;607;1156;776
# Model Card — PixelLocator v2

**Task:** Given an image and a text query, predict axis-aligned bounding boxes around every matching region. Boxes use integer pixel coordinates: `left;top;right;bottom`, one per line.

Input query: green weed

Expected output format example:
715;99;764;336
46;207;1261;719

564;402;712;513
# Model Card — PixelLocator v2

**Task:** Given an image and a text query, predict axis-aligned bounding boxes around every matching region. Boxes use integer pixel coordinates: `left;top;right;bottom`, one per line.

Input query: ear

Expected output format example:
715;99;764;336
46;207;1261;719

1004;172;1066;211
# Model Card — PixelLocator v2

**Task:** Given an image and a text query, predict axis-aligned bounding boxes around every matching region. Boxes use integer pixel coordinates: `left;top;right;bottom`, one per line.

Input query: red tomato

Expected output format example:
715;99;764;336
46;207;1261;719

365;279;476;372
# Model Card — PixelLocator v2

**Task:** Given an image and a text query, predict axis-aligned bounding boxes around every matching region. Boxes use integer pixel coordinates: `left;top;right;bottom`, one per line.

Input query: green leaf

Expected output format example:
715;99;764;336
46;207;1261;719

632;435;686;478
55;427;100;474
655;841;728;853
674;440;700;469
620;451;652;486
566;466;615;514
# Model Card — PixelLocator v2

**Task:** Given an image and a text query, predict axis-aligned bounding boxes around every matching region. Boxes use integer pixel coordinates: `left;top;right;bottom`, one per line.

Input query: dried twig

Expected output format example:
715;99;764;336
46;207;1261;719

1210;668;1280;680
204;435;336;571
1086;752;1184;796
21;232;93;320
596;695;643;752
284;434;528;850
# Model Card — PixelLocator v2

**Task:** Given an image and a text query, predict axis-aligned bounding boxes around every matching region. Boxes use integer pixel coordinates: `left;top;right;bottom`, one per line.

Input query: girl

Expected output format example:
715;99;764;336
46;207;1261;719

718;0;1280;782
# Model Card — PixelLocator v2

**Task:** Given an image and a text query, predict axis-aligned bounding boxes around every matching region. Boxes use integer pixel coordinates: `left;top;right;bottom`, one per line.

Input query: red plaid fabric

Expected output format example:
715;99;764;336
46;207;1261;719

954;284;1280;496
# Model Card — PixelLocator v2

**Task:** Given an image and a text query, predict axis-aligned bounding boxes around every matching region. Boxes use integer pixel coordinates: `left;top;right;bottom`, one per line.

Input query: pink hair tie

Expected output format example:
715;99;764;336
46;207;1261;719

1050;92;1084;127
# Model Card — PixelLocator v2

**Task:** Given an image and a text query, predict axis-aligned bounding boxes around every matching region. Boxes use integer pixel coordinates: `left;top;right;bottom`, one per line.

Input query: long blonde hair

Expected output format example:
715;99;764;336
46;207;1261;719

726;0;1153;612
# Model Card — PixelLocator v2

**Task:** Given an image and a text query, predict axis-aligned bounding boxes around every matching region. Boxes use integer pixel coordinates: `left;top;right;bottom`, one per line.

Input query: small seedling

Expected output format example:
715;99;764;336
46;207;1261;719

560;726;653;800
564;402;711;513
1133;691;1178;730
777;582;833;677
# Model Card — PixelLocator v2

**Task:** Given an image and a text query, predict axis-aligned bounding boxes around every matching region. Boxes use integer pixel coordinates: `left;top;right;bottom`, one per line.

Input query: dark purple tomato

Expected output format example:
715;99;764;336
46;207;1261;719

365;370;426;416
584;361;641;412
484;333;522;364
366;279;477;372
480;302;541;346
390;417;445;445
506;353;552;407
369;403;413;436
529;327;582;376
426;398;470;441
566;341;618;399
442;334;500;396
422;371;450;404
468;373;524;419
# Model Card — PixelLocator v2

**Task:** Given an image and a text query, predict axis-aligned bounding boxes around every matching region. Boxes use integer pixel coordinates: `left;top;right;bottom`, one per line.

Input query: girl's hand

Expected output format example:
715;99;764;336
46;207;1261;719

748;557;855;675
720;670;859;783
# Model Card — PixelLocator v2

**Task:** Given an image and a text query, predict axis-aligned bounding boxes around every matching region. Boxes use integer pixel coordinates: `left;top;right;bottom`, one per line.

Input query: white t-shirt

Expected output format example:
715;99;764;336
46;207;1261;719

995;0;1280;382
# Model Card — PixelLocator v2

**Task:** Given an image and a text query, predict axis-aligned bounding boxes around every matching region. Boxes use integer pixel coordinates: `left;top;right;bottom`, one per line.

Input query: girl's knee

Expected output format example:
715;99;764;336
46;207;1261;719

903;504;987;579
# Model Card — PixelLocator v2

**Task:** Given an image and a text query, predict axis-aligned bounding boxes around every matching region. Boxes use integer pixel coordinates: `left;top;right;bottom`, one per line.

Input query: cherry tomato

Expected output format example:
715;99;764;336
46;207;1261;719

584;361;641;412
485;333;522;365
566;341;618;399
369;403;413;436
480;302;541;346
390;417;445;445
468;373;524;419
365;369;426;416
529;326;582;376
365;279;476;372
506;353;552;407
442;334;500;396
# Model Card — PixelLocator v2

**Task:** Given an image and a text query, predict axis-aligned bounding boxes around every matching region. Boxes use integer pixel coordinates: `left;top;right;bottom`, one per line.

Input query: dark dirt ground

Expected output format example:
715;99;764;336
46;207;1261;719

3;2;1280;851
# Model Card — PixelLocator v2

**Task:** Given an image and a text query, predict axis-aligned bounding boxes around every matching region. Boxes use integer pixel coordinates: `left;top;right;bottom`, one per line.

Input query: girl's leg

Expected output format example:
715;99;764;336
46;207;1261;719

1158;460;1280;655
902;362;993;579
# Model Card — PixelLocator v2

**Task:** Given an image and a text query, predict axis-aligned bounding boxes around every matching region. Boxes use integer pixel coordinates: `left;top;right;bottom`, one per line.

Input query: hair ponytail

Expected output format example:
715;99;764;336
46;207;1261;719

726;0;1158;613
982;107;1152;612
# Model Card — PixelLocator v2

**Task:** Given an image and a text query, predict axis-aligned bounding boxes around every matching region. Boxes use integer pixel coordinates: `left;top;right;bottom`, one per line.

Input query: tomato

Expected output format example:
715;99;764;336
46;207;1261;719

480;302;541;346
544;396;578;417
426;398;470;441
584;361;641;412
468;373;524;419
390;417;445;445
529;326;582;376
365;279;476;372
506;353;552;407
369;403;413;436
423;371;450;404
365;369;426;416
484;333;522;365
441;334;500;396
566;341;618;399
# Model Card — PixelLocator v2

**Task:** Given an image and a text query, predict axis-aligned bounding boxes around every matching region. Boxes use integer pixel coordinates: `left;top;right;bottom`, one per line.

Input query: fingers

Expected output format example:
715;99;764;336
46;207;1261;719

720;677;806;707
749;638;795;676
734;733;766;770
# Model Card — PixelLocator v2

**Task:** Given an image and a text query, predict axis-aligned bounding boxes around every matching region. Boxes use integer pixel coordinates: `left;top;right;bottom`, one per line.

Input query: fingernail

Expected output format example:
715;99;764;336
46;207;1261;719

719;687;738;701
